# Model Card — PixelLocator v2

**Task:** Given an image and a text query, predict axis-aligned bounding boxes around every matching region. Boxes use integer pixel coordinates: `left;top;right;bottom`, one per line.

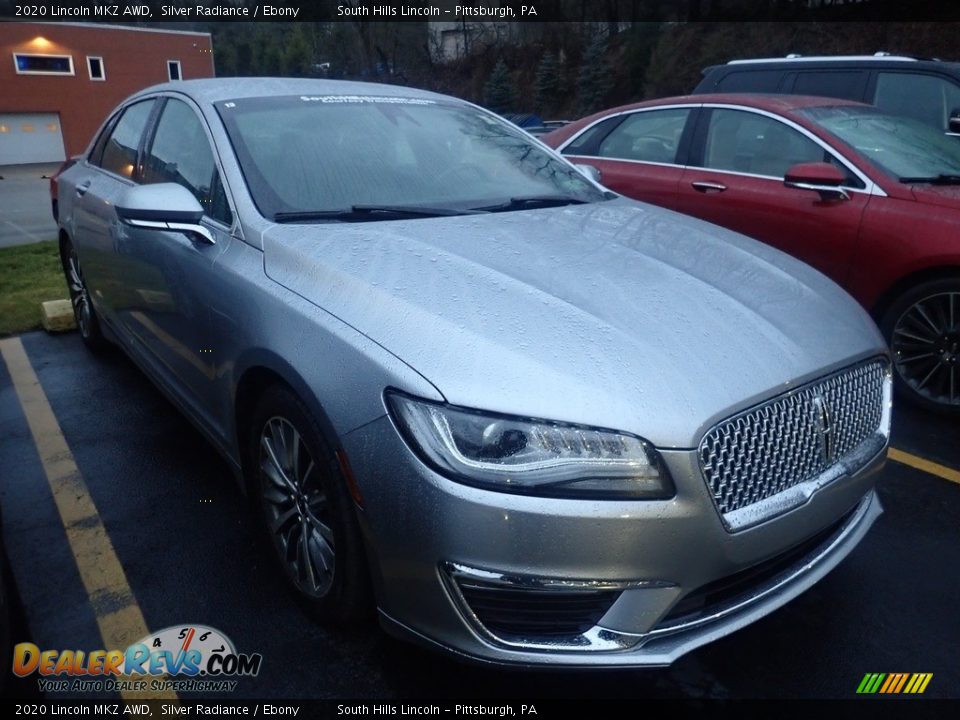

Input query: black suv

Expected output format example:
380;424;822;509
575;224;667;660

693;53;960;136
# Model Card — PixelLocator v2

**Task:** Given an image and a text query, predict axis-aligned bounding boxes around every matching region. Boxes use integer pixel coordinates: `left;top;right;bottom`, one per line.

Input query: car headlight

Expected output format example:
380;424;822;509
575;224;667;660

387;393;672;499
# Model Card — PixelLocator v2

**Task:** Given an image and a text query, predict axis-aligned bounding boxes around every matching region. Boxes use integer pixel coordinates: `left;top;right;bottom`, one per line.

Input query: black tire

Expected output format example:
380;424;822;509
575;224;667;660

880;277;960;415
60;237;107;351
247;384;371;623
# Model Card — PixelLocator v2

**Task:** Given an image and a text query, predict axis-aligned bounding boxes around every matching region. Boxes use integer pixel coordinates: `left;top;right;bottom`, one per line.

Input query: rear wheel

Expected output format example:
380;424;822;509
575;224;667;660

247;385;371;622
881;278;960;414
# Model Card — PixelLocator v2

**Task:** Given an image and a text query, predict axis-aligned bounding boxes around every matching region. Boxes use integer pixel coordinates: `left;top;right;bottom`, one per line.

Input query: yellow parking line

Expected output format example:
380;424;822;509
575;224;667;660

0;337;177;701
889;447;960;486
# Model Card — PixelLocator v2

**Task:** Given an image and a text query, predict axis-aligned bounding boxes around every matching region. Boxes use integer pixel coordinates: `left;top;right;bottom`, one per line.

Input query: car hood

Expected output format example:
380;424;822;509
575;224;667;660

909;183;960;210
262;199;885;448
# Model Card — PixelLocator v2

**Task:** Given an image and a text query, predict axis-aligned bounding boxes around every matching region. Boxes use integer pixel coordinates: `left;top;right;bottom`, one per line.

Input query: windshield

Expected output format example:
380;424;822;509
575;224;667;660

800;106;960;182
216;94;607;221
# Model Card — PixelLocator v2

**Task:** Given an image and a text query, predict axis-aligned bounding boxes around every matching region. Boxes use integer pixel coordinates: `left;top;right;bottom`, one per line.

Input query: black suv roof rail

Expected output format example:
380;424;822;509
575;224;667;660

726;53;939;65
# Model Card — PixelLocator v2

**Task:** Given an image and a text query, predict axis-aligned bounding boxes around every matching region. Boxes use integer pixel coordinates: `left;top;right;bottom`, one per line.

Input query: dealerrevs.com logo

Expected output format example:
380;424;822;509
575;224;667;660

13;625;263;693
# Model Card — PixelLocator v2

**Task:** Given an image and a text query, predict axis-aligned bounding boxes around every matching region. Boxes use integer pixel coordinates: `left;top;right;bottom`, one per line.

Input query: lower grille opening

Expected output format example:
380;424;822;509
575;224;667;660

457;583;620;639
657;506;856;628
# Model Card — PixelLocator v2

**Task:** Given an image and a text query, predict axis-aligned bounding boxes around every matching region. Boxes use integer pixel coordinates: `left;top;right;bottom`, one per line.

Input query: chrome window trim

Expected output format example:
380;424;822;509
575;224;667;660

696;103;887;197
558;102;886;198
562;154;688;171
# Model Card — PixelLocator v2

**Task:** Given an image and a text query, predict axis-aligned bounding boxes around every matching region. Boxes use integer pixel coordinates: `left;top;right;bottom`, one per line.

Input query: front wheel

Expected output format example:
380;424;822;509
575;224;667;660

247;385;371;622
881;278;960;414
60;237;106;351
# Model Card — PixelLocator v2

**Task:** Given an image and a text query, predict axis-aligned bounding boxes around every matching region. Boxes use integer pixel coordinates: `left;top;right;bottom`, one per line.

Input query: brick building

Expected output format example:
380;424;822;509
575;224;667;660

0;22;214;165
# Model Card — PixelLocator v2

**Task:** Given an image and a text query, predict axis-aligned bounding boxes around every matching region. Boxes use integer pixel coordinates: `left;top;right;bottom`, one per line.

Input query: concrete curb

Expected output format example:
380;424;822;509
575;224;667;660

41;299;76;333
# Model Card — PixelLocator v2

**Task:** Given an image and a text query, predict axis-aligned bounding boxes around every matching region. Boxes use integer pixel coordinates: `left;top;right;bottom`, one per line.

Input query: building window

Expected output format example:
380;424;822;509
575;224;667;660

13;53;74;76
87;56;105;81
167;60;182;81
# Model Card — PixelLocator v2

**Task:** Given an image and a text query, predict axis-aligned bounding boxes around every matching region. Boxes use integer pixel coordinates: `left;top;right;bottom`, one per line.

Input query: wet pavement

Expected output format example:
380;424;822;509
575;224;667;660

0;163;60;248
0;330;957;700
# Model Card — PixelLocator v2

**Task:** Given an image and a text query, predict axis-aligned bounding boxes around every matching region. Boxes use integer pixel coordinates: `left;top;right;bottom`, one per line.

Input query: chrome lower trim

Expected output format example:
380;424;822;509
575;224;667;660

441;563;671;652
442;490;880;654
644;490;880;639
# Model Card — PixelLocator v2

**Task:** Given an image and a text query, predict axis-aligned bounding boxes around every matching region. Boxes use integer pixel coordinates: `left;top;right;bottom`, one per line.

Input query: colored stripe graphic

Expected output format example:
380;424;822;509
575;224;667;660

858;672;932;694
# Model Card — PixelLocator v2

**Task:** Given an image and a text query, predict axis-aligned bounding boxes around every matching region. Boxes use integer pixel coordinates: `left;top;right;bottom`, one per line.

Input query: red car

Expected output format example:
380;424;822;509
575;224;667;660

544;94;960;414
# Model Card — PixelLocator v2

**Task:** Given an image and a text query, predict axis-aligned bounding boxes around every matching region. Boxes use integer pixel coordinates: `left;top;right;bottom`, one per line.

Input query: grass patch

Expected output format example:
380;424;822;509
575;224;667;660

0;240;67;337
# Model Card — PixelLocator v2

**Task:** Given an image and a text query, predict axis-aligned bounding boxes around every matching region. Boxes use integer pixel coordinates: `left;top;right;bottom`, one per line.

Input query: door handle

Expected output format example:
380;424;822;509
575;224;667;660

75;181;91;197
691;180;727;193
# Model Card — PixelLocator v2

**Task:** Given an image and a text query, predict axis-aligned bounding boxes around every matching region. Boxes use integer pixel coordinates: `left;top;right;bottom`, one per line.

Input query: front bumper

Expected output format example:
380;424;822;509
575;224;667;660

344;415;885;667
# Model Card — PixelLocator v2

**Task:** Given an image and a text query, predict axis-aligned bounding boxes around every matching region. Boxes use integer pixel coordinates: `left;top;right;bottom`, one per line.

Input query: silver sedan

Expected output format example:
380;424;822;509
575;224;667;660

54;78;891;666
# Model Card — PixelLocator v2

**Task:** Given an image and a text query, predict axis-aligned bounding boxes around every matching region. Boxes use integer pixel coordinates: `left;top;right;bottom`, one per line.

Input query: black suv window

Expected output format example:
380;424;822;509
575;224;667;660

873;72;960;132
791;71;867;101
716;69;783;92
97;100;155;179
142;99;232;225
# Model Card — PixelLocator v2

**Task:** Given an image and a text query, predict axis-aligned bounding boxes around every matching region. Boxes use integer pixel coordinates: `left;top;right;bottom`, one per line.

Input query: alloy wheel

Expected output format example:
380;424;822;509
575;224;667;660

891;291;960;406
259;416;336;598
67;249;92;338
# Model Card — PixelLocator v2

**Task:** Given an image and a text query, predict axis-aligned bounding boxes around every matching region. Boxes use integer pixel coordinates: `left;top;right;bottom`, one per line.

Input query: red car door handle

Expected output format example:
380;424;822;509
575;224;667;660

691;181;727;193
75;181;91;197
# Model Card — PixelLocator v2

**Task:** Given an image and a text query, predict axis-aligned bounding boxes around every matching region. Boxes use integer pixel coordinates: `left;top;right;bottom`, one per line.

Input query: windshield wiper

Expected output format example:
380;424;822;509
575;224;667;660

273;204;484;223
898;174;960;185
471;195;589;213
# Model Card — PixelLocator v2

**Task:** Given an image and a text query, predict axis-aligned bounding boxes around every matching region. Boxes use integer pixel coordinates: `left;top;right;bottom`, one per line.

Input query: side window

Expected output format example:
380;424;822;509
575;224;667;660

717;70;784;92
562;116;623;156
792;71;867;101
142;99;232;225
700;109;825;178
88;112;120;167
595;108;691;164
97;100;155;178
873;72;960;132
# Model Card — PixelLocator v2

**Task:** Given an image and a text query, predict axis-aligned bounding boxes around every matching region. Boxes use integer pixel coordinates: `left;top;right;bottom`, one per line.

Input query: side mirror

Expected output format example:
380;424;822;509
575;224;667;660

115;183;214;244
949;107;960;134
575;163;602;184
783;162;849;202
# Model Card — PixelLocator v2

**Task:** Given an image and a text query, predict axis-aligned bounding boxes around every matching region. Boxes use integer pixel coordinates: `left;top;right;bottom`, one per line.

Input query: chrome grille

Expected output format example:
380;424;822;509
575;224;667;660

699;360;888;525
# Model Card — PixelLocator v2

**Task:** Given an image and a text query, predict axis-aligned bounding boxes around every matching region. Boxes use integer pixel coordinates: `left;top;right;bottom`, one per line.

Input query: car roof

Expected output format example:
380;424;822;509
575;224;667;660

129;77;458;105
583;93;867;118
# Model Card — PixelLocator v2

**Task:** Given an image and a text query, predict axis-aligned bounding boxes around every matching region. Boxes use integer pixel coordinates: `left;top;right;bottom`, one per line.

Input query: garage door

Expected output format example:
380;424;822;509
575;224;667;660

0;113;66;165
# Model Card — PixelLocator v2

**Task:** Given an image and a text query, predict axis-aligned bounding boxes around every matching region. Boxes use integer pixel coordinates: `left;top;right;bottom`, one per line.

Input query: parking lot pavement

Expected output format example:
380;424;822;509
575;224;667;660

0;330;957;700
0;164;60;248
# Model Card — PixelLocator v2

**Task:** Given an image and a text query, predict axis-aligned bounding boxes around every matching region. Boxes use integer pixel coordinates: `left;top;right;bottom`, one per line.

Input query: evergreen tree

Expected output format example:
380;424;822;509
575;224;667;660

577;35;614;115
214;41;238;77
534;52;560;115
252;26;286;76
484;59;516;114
285;26;313;77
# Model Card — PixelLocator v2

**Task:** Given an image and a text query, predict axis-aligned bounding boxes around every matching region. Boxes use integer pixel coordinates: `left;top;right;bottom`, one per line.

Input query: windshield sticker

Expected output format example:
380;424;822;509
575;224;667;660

299;95;436;105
